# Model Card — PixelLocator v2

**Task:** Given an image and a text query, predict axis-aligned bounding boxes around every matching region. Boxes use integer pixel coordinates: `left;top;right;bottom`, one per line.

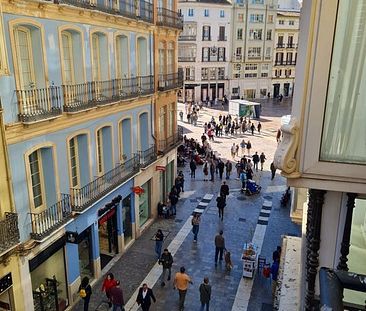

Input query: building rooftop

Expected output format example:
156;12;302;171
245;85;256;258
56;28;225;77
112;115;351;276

179;0;232;5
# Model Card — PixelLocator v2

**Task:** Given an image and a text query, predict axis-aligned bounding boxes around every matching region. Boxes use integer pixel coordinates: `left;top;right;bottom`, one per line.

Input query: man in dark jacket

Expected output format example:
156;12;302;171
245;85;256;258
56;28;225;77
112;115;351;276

252;152;260;171
190;159;197;178
109;280;124;311
220;181;229;201
136;283;156;311
216;196;226;221
217;159;225;179
199;277;211;311
159;248;174;286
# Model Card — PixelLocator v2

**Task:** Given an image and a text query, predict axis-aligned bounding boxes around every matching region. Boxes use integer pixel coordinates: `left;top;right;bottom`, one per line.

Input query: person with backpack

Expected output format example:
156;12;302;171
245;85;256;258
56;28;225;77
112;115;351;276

79;276;92;311
191;213;201;242
159;248;174;286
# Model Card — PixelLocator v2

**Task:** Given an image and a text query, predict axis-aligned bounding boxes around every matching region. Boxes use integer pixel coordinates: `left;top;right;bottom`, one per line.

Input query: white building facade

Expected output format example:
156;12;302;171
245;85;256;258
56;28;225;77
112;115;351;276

229;0;277;100
178;0;232;103
272;9;300;98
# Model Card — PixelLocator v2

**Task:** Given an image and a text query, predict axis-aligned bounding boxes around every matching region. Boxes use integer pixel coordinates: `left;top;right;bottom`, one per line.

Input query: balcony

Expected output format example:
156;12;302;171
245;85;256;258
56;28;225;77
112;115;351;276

218;36;227;41
157;7;183;30
63;76;153;113
158;72;183;91
178;35;196;41
138;1;153;23
287;43;296;49
138;145;157;168
71;154;140;212
56;0;148;22
202;36;211;41
29;194;72;241
16;86;63;124
248;55;261;60
0;213;20;255
276;43;285;48
158;126;183;154
275;61;284;66
286;61;297;65
178;56;196;62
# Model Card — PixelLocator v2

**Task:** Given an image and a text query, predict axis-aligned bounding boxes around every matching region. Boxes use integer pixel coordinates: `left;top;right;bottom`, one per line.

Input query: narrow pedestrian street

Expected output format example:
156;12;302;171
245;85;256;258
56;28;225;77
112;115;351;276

72;99;300;311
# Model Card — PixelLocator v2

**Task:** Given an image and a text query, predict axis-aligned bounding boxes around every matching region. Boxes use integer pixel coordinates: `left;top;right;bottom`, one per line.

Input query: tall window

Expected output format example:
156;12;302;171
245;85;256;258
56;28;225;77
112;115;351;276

137;37;148;76
29;150;44;208
202;26;211;41
249;29;263;40
61;32;75;85
204;9;209;17
237;28;243;40
69;137;79;188
220;10;225;18
167;42;174;74
266;30;272;40
116;35;129;79
188;8;194;16
219;26;225;41
95;126;113;175
96;129;103;174
218;47;225;61
159;41;165;75
168;103;175;136
159;106;166;138
92;34;101;81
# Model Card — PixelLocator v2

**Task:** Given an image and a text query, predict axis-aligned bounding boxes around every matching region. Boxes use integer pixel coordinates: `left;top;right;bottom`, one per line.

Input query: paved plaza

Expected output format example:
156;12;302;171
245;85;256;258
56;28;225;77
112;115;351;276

72;98;300;311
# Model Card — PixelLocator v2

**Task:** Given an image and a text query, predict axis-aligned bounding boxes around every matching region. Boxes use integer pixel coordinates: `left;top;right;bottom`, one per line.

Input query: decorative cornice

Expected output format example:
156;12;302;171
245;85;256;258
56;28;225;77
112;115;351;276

274;116;300;178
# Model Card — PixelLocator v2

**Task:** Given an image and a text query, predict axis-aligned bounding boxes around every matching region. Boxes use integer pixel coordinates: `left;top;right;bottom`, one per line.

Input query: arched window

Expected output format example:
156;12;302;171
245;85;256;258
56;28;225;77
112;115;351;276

96;126;113;175
158;41;166;75
91;32;108;81
167;41;175;74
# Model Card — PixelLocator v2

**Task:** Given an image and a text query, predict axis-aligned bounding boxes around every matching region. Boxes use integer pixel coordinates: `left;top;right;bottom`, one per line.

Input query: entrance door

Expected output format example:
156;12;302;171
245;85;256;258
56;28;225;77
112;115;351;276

122;196;133;246
273;83;280;98
284;83;290;96
98;209;118;269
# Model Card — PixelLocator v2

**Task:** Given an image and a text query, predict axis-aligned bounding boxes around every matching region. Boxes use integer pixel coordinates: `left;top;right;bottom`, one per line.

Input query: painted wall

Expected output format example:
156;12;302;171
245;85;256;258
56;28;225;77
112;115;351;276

0;14;154;123
7;103;152;242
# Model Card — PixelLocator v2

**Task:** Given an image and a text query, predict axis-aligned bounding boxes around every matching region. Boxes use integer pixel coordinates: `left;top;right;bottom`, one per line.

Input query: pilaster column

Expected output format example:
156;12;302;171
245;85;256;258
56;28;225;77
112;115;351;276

305;189;326;311
337;193;357;271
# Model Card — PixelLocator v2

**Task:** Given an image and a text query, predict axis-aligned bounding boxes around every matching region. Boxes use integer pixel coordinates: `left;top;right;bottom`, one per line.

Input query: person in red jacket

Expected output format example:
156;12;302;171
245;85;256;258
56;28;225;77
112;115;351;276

101;273;117;307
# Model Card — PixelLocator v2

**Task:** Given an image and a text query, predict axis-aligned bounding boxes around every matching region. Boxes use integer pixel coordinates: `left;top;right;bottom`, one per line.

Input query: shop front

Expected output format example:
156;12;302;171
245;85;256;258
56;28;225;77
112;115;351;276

29;237;68;311
122;195;133;246
0;273;14;310
138;180;151;227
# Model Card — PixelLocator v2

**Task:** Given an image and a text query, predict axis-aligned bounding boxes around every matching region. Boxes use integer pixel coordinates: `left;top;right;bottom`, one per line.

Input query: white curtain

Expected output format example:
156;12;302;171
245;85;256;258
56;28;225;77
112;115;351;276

321;0;366;164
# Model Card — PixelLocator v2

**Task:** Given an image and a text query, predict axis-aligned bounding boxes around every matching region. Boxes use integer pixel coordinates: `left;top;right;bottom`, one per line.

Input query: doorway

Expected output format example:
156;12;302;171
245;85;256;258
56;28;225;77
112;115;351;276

273;83;280;98
98;208;118;269
284;83;290;97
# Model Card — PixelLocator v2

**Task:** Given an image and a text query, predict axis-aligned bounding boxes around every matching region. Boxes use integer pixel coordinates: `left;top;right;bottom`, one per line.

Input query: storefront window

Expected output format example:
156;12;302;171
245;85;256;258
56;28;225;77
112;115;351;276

31;248;68;311
166;161;174;193
160;171;166;203
122;195;133;245
139;180;150;226
344;198;366;305
320;0;366;164
78;229;93;280
99;207;118;269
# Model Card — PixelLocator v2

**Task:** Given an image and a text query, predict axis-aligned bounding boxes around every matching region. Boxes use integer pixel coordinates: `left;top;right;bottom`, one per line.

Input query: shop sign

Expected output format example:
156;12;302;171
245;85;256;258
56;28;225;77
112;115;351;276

66;231;79;244
98;208;116;225
156;165;166;171
132;186;145;195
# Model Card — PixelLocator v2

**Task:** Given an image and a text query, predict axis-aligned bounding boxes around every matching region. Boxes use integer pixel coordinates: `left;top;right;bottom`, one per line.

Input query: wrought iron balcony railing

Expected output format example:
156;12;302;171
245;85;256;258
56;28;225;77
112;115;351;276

29;194;72;241
276;43;285;48
178;35;196;41
287;43;296;48
56;0;140;21
16;86;63;123
157;7;183;30
178;56;196;62
138;0;153;23
158;72;183;91
71;154;140;212
0;213;20;255
158;126;183;154
275;61;284;66
138;145;157;168
63;76;153;112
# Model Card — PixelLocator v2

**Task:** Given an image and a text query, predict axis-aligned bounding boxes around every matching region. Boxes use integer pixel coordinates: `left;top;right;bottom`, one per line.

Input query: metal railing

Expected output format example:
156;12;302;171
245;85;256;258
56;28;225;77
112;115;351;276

63;76;153;112
138;145;157;168
158;72;183;91
218;36;227;41
16;86;63;123
0;213;20;254
29;194;72;241
56;0;138;20
274;61;284;66
71;154;140;212
178;56;196;62
178;35;196;41
276;43;285;48
286;61;296;65
138;0;153;23
158;126;183;153
287;43;296;48
157;7;183;29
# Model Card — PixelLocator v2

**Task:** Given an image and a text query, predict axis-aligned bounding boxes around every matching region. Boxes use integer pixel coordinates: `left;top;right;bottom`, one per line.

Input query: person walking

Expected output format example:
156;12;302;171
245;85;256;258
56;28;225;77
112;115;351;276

276;129;281;143
209;161;215;182
190;158;197;178
217;159;225;179
199;277;211;311
154;229;164;259
101;273;117;308
109;280;125;311
216;196;226;221
260;152;266;171
179;111;184;122
214;230;225;265
240;139;246;155
159;248;173;286
136;283;156;311
220;181;229;201
240;170;247;191
79;277;92;311
174;266;193;311
225;160;232;179
169;190;178;215
252;152;260;172
231;143;236;159
250;123;255;135
203;161;209;181
270;162;276;180
191;213;201;242
257;122;262;133
246;140;252;155
235;144;239;157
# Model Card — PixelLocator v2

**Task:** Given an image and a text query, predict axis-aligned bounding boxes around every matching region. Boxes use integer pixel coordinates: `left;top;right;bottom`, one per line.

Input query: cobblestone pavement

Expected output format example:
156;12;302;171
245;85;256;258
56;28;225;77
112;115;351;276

72;98;299;311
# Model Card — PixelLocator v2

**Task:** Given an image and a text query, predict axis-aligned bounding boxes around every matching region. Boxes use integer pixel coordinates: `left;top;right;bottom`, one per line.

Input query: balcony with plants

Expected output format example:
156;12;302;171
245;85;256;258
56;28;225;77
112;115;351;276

0;212;20;256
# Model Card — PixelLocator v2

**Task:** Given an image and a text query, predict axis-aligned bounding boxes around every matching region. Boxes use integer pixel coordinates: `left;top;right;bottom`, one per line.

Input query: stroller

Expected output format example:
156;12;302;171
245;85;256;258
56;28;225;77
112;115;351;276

246;180;261;196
